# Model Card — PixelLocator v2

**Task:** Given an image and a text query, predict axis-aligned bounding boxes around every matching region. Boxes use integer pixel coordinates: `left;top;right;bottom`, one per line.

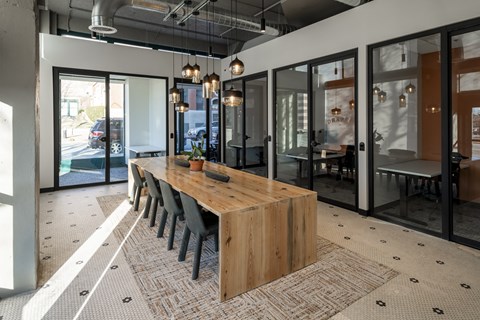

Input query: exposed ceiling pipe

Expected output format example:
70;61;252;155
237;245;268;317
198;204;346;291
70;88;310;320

89;0;295;37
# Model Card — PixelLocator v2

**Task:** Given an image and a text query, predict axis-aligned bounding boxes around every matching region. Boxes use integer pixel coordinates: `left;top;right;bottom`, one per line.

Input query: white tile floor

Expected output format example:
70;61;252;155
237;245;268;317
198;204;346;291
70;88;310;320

1;183;479;319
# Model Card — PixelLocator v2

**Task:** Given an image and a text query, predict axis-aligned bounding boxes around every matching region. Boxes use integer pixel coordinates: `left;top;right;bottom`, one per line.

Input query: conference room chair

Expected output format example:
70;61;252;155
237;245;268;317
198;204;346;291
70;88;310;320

143;170;165;228
178;192;219;280
130;163;146;212
158;179;185;250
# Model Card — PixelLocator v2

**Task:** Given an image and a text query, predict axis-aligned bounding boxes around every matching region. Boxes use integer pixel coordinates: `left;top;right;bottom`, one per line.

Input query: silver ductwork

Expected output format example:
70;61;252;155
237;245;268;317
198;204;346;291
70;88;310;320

334;0;366;6
89;0;295;37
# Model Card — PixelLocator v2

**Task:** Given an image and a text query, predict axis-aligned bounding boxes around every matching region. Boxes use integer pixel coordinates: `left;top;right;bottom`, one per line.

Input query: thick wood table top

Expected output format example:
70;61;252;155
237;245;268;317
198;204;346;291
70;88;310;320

133;156;316;215
132;156;317;301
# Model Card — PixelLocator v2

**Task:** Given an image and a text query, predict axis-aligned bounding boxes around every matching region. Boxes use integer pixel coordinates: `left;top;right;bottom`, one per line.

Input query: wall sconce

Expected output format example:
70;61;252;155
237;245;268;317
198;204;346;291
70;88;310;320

425;105;441;113
399;94;407;108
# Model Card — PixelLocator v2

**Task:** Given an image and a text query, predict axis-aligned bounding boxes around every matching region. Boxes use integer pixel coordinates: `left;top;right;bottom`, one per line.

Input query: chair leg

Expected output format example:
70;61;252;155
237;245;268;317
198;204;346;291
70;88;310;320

178;225;191;262
167;214;178;250
142;194;152;219
149;198;158;227
192;236;203;280
130;185;137;204
157;208;168;238
214;232;219;252
133;186;142;211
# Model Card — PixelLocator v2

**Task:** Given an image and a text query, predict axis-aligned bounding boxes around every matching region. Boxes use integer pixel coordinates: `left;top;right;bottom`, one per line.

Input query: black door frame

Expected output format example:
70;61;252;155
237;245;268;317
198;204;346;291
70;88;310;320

272;49;359;212
53;67;169;190
367;17;480;249
222;71;268;169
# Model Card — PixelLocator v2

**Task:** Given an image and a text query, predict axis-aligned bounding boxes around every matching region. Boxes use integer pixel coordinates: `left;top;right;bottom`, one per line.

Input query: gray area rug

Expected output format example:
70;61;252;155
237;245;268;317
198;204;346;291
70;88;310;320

98;194;398;319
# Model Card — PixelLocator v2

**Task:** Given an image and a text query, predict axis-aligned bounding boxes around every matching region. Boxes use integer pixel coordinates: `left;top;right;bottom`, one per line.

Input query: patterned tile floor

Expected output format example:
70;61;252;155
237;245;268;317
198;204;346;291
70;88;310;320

0;183;479;319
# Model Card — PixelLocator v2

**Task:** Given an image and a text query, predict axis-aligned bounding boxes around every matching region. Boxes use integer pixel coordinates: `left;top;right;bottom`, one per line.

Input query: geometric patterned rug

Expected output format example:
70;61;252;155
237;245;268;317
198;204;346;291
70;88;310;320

98;194;399;319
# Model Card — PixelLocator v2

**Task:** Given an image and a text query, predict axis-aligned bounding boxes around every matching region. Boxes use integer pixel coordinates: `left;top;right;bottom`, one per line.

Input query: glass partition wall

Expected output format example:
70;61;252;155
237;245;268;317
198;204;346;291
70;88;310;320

223;73;268;177
370;25;480;249
371;34;443;233
275;51;357;209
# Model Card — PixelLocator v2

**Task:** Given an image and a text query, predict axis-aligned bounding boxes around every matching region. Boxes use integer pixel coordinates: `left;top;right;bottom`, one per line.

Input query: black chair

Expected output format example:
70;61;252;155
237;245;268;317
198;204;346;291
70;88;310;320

158;180;185;250
337;145;355;181
143;170;165;227
130;163;146;211
178;192;219;280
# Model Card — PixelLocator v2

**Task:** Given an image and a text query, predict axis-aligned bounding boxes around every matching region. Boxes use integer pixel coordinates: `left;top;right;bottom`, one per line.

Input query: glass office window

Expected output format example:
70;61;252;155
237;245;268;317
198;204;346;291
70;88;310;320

372;34;442;233
451;29;480;243
224;80;243;167
275;64;309;189
176;82;205;154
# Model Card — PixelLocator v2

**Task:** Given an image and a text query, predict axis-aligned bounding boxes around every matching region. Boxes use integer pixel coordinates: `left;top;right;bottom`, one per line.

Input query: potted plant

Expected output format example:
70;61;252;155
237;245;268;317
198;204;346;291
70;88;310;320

182;134;206;171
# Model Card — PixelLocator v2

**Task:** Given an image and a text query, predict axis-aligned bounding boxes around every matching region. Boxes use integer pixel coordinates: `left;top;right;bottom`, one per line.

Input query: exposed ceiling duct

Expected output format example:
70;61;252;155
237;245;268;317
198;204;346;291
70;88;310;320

89;0;295;37
334;0;366;6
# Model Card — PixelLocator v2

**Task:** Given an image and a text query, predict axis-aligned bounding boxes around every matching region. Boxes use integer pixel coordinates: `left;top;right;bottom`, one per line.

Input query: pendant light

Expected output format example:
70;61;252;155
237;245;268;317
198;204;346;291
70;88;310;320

181;19;194;79
373;85;381;95
378;89;387;103
228;0;245;76
260;0;266;33
405;41;416;94
331;61;342;115
202;3;212;99
209;0;220;93
191;14;201;84
177;22;189;113
399;93;407;108
169;15;180;104
425;105;441;113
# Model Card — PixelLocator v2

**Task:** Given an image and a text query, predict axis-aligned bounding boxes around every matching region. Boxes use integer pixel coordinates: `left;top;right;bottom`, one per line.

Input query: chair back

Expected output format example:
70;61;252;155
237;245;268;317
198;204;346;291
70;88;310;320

179;192;207;236
143;170;162;200
159;179;182;215
131;163;144;187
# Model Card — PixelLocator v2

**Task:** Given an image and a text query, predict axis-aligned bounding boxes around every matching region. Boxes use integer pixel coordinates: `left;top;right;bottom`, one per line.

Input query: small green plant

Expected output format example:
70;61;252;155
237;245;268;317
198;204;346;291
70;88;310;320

182;134;206;161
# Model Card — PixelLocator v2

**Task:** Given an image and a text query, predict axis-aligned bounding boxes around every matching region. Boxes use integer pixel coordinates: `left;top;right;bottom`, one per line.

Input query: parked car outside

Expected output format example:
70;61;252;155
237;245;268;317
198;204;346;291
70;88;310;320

186;121;218;141
87;118;124;154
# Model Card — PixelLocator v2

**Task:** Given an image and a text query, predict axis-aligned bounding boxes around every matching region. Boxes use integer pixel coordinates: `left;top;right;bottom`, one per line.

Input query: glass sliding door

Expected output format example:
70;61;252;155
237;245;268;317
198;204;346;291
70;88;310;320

371;33;443;233
108;79;126;182
311;57;356;207
451;29;480;244
58;73;108;187
224;80;244;168
275;65;309;189
175;82;206;154
244;76;268;176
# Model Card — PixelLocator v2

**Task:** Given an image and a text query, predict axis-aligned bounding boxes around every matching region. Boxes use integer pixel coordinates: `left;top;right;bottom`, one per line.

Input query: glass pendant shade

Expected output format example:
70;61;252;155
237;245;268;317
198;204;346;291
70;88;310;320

373;86;381;95
405;82;416;94
378;90;387;103
175;101;189;113
331;106;342;116
202;75;212;99
229;57;245;76
222;86;243;107
399;94;407;108
169;87;181;103
182;63;194;79
210;72;220;92
192;63;201;83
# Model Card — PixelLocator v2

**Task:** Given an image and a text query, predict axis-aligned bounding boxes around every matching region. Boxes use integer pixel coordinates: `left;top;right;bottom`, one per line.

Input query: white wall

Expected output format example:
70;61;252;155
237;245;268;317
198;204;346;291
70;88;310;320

221;0;480;211
149;79;167;149
127;77;151;146
0;0;38;297
39;33;219;188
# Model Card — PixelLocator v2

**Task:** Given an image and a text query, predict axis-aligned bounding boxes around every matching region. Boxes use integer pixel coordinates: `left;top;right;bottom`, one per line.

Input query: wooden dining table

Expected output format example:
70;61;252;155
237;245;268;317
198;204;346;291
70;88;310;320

131;156;317;301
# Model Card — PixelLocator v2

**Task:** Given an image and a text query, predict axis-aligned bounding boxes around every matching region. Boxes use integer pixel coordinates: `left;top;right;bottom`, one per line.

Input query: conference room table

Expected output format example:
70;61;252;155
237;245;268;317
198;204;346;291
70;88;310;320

126;145;166;158
131;156;317;301
376;160;441;220
285;152;345;178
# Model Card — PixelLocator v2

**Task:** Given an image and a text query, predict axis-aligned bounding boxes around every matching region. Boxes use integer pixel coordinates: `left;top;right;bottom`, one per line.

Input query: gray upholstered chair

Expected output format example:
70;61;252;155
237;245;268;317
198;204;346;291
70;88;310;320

130;163;146;211
158;179;185;250
178;192;219;280
143;170;165;228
